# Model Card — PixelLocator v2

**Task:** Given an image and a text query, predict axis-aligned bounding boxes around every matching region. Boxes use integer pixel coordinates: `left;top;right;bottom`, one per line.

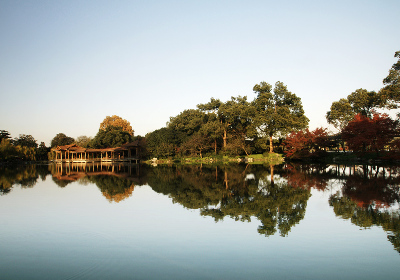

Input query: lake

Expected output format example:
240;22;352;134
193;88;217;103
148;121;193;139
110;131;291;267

1;163;400;279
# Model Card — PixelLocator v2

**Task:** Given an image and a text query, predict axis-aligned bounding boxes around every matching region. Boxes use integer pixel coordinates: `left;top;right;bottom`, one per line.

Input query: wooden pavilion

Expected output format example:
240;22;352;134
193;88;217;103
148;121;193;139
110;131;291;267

52;141;141;164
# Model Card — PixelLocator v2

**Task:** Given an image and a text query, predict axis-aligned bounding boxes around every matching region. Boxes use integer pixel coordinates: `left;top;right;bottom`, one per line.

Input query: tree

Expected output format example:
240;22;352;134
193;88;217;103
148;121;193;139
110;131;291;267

199;112;223;154
380;50;400;109
198;96;254;153
12;134;38;148
100;115;134;136
51;133;75;148
181;132;212;158
326;89;382;130
75;135;92;148
89;126;133;148
145;127;176;158
342;113;399;154
283;128;329;159
219;96;254;152
0;130;11;142
253;81;309;153
168;109;207;143
347;89;382;117
36;142;50;161
0;139;18;161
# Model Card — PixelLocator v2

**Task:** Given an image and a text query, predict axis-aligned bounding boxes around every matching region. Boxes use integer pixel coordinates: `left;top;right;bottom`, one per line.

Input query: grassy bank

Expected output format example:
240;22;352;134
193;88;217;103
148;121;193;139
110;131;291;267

145;153;285;165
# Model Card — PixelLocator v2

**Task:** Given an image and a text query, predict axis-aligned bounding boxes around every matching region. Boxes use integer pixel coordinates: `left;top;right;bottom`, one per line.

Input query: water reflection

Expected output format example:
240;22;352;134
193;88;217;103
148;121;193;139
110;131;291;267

50;162;143;202
0;164;49;195
1;162;400;252
146;165;311;237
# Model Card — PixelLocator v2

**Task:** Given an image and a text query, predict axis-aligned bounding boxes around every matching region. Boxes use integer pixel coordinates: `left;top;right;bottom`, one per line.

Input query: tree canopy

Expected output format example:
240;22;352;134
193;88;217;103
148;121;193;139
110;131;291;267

89;126;133;148
0;130;11;142
100;115;134;136
13;134;38;148
380;51;400;109
327;50;400;130
75;135;92;148
326;89;383;130
341;113;399;154
252;81;309;152
51;133;75;148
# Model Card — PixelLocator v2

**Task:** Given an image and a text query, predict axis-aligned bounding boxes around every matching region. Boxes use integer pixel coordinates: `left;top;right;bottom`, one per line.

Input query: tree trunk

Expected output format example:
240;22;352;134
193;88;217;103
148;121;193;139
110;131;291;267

270;164;274;187
269;135;273;153
214;139;217;155
223;129;227;148
224;171;229;190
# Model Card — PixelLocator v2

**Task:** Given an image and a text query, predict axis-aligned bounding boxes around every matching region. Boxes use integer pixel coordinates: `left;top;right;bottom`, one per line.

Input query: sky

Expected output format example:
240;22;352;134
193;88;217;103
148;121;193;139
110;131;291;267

1;0;399;146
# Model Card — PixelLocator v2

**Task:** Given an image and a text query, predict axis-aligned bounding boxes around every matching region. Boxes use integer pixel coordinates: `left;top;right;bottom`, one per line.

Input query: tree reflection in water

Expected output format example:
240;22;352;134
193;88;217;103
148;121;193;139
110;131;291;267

146;164;311;237
2;162;400;250
0;164;49;195
325;164;400;253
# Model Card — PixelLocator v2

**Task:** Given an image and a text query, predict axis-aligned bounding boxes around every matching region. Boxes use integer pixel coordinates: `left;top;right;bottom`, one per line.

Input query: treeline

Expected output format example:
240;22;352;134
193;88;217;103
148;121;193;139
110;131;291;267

0;130;49;162
1;115;139;162
146;50;400;160
2;51;399;162
146;81;309;158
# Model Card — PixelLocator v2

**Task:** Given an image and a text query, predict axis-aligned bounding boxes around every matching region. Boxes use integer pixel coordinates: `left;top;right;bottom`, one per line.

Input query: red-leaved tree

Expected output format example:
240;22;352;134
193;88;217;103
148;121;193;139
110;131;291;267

283;127;328;158
342;113;399;154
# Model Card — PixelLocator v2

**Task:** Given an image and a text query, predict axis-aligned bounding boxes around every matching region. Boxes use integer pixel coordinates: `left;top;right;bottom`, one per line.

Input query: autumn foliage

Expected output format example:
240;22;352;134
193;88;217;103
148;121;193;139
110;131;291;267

342;113;399;154
283;128;329;159
100;115;134;136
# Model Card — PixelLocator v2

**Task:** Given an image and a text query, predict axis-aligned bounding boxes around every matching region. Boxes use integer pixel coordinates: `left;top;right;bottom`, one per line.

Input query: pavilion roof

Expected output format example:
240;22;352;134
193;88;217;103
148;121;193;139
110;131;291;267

52;141;140;152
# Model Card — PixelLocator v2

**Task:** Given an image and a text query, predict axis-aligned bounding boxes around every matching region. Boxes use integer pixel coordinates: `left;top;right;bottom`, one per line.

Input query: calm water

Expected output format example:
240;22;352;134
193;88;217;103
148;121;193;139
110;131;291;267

1;163;400;279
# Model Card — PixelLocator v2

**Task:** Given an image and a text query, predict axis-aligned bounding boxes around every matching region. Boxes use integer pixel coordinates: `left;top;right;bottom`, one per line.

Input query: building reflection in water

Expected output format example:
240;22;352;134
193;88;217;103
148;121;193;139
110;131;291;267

50;162;142;202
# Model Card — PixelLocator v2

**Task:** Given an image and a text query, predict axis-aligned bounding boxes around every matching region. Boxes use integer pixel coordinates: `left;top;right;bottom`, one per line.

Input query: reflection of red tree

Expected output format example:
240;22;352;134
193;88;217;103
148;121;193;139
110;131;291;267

342;176;398;209
284;165;328;191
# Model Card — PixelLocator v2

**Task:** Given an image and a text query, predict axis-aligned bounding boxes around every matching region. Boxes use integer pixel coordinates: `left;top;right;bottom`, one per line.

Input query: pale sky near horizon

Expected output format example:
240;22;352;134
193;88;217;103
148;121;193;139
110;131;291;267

1;0;399;146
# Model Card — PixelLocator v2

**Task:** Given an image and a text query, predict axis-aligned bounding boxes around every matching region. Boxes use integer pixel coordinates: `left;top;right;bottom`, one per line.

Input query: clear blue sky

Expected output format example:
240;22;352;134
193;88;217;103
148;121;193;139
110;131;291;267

1;0;399;146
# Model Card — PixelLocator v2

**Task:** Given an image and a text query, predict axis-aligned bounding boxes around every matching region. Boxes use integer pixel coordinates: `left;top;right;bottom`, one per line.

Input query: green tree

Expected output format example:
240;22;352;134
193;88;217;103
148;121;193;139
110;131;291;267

168;109;207;144
75;135;92;148
327;89;384;130
0;139;18;161
326;98;354;130
198;96;254;154
145;127;177;158
253;81;309;153
36;142;50;161
199;112;223;154
0;130;11;142
198;98;225;147
380;50;400;109
181;132;212;158
51;133;75;148
13;134;38;148
219;96;254;154
89;126;133;148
